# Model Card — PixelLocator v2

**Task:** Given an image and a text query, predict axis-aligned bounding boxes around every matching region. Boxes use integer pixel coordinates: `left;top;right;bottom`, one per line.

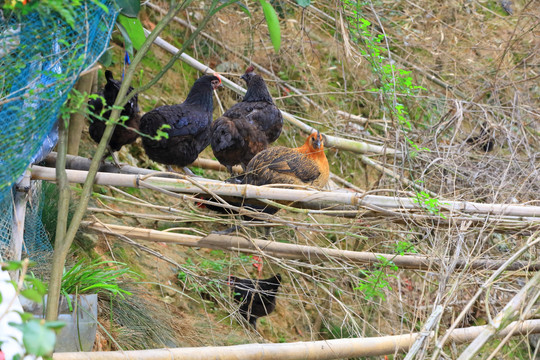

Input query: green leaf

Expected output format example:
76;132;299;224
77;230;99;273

45;321;66;330
17;311;35;322
20;289;43;303
233;1;251;16
17;320;56;356
99;49;113;67
117;14;146;51
116;0;140;17
89;0;110;14
2;261;22;271
295;0;310;7
259;0;281;53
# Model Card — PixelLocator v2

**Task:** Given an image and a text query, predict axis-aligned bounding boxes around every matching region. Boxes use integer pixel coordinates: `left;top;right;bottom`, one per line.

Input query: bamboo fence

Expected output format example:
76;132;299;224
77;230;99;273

52;319;540;360
82;222;540;272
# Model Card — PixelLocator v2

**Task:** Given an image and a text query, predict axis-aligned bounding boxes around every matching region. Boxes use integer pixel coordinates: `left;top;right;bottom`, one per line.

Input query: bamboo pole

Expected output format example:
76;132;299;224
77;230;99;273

10;170;31;281
40;155;539;228
82;222;540;272
67;71;95;156
52;319;540;360
30;166;540;219
143;29;397;156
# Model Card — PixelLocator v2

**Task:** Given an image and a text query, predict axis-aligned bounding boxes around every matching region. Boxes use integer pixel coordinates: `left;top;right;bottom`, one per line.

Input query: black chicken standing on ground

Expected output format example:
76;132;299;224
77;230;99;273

211;66;283;174
140;74;222;174
227;274;282;329
88;70;140;165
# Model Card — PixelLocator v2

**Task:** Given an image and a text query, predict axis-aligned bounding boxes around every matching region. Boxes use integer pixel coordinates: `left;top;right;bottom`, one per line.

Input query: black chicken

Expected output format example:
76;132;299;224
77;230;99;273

211;66;283;174
140;74;221;174
228;274;282;329
88;70;140;164
466;122;494;152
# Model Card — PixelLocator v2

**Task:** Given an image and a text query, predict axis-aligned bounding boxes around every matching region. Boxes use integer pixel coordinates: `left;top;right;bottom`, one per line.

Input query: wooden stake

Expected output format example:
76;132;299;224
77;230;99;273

67;71;95;156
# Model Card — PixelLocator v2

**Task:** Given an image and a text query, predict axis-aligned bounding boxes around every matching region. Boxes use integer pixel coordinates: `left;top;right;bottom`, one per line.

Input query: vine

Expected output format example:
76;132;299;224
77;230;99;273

342;0;428;157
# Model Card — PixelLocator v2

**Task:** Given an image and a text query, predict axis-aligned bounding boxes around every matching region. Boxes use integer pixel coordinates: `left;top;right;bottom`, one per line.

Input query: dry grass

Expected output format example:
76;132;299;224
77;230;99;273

77;0;540;358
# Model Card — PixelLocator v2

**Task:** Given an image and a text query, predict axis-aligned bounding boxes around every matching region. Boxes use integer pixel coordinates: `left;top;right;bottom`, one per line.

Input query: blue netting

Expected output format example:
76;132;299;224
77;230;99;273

0;1;118;204
0;181;53;262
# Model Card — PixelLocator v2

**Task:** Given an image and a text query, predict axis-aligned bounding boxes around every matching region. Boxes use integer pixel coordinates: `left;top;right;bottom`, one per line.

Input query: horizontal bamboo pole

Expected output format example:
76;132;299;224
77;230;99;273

144;29;396;156
38;158;539;227
83;222;540;272
31;165;540;219
53;319;540;360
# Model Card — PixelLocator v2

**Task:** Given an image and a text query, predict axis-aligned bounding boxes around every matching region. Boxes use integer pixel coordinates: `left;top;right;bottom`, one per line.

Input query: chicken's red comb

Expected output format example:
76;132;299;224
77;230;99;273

245;66;255;73
213;72;221;84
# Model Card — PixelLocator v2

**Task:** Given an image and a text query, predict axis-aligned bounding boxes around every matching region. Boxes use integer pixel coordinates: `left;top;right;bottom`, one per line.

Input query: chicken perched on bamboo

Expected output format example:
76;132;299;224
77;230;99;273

210;66;283;174
245;131;329;188
227;274;282;329
200;131;329;234
140;74;221;174
87;70;140;163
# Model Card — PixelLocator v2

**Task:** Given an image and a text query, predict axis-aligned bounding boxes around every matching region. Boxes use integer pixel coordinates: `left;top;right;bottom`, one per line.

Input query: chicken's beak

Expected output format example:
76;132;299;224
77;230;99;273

213;72;222;89
312;131;321;149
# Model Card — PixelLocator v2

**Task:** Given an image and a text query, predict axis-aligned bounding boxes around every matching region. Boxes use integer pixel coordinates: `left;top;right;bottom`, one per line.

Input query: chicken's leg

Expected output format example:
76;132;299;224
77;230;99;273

182;167;194;176
108;146;122;168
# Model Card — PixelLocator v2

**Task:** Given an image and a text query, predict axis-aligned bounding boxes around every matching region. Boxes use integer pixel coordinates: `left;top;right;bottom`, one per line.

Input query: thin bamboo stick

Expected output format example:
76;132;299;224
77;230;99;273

431;235;540;359
403;305;443;360
143;29;397;156
46;114;71;321
30;166;540;219
82;222;540;272
52;319;540;360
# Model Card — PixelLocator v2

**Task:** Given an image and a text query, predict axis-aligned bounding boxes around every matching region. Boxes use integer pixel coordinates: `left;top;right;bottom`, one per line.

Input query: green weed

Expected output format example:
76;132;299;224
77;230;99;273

354;255;398;301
